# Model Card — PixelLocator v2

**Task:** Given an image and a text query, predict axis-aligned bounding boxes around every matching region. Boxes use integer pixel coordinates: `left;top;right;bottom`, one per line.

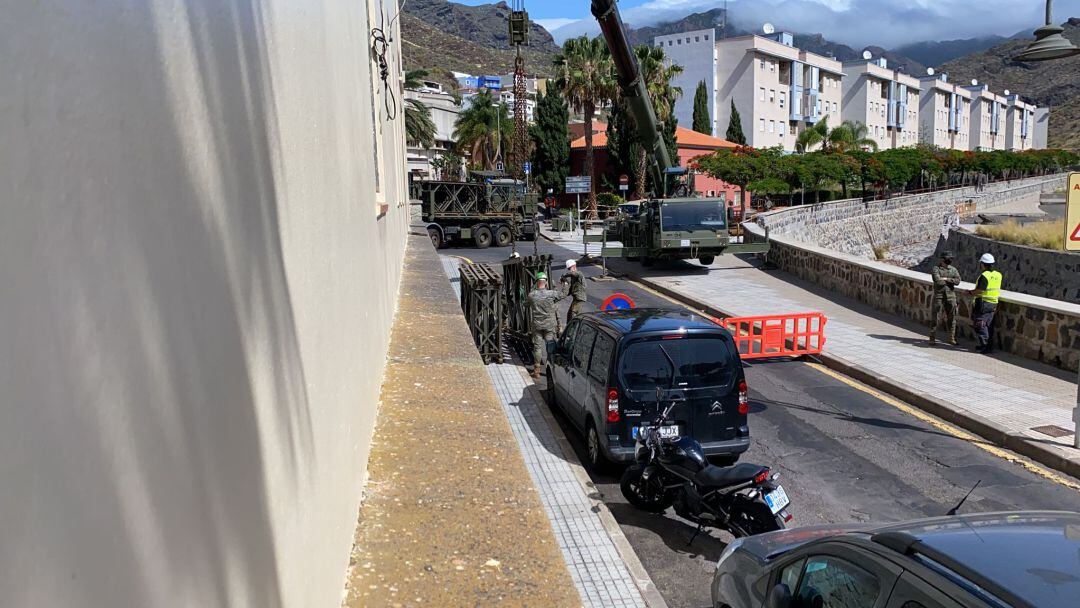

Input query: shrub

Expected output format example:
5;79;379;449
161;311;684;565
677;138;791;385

976;219;1064;250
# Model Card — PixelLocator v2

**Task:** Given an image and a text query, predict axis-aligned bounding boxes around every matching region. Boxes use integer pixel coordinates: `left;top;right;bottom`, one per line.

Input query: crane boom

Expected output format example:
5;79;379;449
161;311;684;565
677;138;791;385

590;0;675;195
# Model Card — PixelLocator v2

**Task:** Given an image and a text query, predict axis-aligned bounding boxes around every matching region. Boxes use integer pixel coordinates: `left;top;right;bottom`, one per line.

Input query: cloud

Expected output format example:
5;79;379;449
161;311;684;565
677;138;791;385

548;0;1079;49
536;18;577;33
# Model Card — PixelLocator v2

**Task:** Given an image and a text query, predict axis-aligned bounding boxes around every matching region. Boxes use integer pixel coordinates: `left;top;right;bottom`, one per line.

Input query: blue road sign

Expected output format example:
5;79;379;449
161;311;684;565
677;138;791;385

601;293;636;311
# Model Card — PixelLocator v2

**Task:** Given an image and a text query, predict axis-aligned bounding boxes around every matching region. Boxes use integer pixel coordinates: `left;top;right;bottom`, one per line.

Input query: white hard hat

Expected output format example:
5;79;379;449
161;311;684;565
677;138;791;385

980;253;995;264
565;259;577;269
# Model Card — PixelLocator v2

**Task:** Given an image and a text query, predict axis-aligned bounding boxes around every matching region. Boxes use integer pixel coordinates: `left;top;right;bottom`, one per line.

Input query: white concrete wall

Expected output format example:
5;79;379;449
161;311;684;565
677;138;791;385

655;29;717;136
715;38;758;147
0;1;409;606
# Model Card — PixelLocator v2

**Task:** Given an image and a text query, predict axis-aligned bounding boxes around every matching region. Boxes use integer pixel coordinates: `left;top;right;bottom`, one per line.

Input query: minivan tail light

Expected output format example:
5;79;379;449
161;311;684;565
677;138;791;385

738;379;749;415
607;388;620;422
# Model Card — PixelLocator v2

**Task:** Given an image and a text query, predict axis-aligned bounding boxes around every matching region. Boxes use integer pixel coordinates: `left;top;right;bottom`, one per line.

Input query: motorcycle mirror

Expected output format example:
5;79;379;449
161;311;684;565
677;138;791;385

767;583;792;608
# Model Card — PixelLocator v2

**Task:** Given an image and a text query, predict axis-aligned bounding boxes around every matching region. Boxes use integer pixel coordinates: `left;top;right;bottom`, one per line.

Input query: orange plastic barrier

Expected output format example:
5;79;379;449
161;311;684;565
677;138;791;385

716;312;827;360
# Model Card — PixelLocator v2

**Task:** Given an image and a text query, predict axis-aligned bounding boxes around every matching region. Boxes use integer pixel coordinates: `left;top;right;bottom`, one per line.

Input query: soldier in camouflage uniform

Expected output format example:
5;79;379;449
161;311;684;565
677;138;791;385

527;272;568;378
929;251;962;345
560;259;587;323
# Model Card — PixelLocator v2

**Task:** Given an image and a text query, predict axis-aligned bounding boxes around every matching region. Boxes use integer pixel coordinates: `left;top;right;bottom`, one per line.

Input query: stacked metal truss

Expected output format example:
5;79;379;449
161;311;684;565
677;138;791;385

501;253;552;363
458;262;504;364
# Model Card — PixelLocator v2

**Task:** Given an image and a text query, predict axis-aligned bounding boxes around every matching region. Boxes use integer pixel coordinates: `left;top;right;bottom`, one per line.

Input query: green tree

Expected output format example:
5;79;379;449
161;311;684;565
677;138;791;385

725;100;746;145
404;69;437;149
555;36;617;216
828;120;878;153
453;89;511;170
695;146;760;209
430;151;463;181
795;115;830;153
529;89;570;196
692;81;711;134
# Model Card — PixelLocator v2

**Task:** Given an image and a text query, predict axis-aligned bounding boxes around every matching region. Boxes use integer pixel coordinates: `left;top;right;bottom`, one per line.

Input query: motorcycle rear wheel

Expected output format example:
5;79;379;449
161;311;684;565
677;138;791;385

727;499;785;538
620;464;674;513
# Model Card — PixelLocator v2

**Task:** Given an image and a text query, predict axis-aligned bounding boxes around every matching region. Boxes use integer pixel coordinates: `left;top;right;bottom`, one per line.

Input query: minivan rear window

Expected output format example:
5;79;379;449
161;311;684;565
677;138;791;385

619;337;738;392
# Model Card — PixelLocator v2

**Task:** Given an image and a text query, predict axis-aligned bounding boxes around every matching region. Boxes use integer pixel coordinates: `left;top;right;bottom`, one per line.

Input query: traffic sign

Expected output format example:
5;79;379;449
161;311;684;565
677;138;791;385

523;161;531;175
601;293;636;311
496;161;505;172
1067;172;1080;252
566;175;591;194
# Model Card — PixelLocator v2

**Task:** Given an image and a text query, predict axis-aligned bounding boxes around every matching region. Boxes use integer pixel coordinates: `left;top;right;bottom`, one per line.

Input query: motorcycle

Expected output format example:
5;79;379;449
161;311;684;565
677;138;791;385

620;398;792;538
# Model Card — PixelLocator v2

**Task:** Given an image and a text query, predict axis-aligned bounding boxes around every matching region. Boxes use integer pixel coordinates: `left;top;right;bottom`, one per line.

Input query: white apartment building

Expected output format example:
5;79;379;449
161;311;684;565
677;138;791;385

966;84;1008;151
841;58;920;149
405;88;462;178
656;29;843;152
1033;107;1050;149
918;73;972;150
1005;94;1038;151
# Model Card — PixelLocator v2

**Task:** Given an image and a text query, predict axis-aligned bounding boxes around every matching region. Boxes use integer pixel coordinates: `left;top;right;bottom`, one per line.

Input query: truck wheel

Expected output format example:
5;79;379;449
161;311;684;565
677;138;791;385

427;227;443;249
699;255;715;266
473;226;492;249
494;225;513;247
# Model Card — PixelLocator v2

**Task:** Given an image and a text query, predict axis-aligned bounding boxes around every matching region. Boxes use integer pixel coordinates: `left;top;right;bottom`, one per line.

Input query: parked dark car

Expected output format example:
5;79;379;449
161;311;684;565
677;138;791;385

712;511;1080;608
546;308;750;469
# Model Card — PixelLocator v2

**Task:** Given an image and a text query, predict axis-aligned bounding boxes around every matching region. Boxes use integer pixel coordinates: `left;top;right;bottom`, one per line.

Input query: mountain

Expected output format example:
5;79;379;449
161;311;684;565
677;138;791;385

893;36;1010;68
625;8;747;46
403;0;559;55
939;19;1080;149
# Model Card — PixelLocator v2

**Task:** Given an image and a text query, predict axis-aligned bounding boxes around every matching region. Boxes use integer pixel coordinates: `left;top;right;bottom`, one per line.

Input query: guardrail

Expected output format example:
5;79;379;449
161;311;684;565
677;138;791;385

718;312;828;360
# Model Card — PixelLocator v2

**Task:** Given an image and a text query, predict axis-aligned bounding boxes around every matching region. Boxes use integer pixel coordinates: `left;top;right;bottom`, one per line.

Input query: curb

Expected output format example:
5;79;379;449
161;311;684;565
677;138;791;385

519;367;669;608
629;273;1080;483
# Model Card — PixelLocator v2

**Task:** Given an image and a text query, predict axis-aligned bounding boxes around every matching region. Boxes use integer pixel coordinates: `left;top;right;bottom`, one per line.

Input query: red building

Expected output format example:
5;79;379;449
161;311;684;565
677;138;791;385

566;123;745;208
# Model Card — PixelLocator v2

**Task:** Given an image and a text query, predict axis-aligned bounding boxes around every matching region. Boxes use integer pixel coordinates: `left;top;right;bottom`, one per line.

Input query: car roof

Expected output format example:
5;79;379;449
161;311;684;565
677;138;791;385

867;511;1080;608
739;512;1080;608
581;308;722;335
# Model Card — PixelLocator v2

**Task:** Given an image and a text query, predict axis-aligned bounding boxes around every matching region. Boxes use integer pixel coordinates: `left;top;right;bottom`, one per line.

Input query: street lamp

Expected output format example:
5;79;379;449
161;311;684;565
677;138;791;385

1014;0;1080;61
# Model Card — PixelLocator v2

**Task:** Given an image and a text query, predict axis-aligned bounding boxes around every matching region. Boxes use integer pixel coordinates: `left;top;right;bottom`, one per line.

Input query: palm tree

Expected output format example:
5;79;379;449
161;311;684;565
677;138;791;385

828;120;879;153
453;89;511;170
555;36;616;217
632;44;683;200
795;115;830;153
404;69;437;148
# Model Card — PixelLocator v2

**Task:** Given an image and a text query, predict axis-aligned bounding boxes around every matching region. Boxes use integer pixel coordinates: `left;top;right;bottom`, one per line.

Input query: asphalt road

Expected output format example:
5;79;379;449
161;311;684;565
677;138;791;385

447;238;1080;608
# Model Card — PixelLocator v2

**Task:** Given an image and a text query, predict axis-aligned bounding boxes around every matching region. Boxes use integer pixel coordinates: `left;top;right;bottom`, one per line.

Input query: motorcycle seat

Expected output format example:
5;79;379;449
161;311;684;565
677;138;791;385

694;463;767;488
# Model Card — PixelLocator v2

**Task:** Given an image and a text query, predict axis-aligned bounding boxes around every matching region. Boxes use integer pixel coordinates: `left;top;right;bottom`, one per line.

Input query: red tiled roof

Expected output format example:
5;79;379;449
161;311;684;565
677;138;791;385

570;126;738;150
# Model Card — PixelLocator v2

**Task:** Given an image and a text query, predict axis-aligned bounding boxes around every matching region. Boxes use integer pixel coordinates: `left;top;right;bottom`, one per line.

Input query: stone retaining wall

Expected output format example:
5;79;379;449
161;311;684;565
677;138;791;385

757;175;1066;257
929;229;1080;302
746;224;1080;372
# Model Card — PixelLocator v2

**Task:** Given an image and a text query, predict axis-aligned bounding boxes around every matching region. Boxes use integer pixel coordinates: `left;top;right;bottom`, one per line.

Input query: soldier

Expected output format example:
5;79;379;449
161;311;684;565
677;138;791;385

971;253;1002;354
929;251;961;345
527;272;567;378
561;259;587;323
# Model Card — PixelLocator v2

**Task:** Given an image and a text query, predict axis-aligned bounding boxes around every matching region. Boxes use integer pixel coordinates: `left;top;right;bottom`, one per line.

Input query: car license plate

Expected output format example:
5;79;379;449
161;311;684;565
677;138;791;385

764;485;790;514
633;425;680;439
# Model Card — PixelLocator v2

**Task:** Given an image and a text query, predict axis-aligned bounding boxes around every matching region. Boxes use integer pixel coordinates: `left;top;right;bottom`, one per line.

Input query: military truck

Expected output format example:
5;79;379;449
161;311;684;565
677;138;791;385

586;0;768;264
412;170;537;249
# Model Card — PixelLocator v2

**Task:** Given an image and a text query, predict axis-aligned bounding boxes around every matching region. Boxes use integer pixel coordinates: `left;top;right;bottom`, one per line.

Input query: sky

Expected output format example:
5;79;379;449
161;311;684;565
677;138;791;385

453;0;1080;49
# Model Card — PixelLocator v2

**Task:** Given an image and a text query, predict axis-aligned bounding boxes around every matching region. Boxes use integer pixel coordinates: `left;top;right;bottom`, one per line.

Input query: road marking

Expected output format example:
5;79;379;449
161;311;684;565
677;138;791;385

806;362;1080;493
621;276;1080;493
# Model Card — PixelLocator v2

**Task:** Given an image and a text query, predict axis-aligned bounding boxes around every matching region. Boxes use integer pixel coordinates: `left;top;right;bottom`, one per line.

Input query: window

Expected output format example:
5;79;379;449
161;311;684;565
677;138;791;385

695;35;700;42
588;333;615;383
704;34;710;41
780;91;786;108
572;324;597;372
779;122;786;136
759;118;765;132
795;556;881;608
619;337;738;391
768;120;775;133
559;320;581;356
779;559;806;594
769;89;776;102
760;87;766;101
770;61;776;73
668;40;673;47
677;38;682;45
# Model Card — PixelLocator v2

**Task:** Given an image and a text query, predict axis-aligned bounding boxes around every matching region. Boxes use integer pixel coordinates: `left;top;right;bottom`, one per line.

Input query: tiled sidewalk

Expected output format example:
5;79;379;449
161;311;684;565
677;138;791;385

539;225;620;258
441;257;651;608
631;254;1080;476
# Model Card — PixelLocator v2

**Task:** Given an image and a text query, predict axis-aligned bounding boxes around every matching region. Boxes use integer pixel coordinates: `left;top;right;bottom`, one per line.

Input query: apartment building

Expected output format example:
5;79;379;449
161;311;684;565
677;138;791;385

918;73;972;150
657;29;843;152
1033;107;1050;149
841;58;920;149
966;84;1008;151
1005;94;1038;151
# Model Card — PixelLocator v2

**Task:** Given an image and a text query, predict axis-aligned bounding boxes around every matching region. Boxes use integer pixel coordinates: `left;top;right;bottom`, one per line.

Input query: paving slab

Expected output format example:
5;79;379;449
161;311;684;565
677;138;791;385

626;253;1080;479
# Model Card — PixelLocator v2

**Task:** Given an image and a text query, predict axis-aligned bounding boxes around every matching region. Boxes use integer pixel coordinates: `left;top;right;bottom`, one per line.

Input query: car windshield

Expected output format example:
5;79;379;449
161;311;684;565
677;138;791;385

619;337;737;392
659;201;726;232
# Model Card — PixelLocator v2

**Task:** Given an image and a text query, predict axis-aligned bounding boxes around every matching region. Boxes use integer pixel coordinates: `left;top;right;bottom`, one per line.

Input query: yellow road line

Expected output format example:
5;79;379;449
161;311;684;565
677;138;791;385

806;362;1080;493
448;254;474;265
623;276;1080;493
